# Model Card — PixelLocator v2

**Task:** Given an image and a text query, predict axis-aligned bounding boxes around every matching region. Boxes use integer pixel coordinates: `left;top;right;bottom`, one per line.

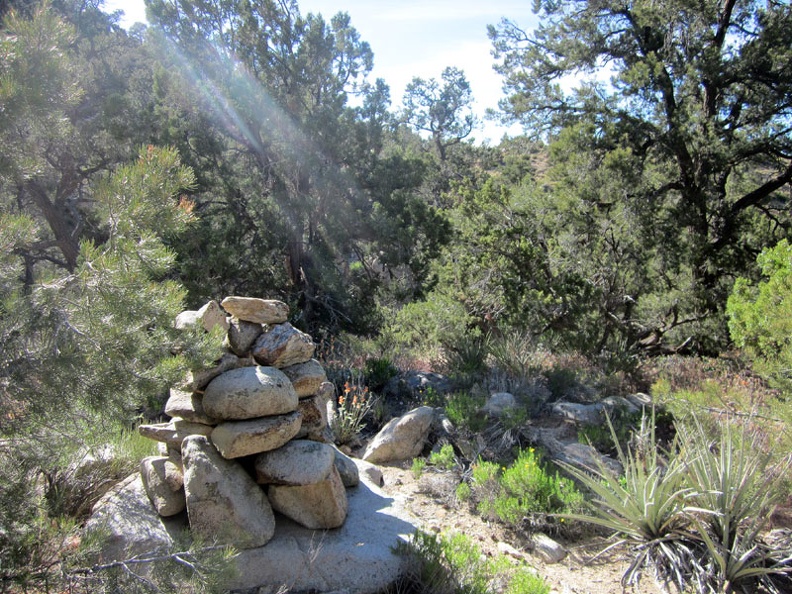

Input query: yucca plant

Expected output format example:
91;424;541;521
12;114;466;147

678;419;792;593
559;412;697;591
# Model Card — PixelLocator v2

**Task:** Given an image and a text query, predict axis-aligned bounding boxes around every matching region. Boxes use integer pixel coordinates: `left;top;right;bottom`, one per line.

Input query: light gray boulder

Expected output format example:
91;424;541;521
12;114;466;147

530;533;566;563
140;456;186;517
362;406;435;464
268;465;348;529
252;323;315;368
254;439;335;485
203;366;298;421
210;411;302;458
220;297;289;325
182;435;275;549
83;474;187;562
175;300;229;333
138;419;213;449
225;318;264;356
164;389;217;425
282;359;327;397
482;392;518;417
551;401;605;426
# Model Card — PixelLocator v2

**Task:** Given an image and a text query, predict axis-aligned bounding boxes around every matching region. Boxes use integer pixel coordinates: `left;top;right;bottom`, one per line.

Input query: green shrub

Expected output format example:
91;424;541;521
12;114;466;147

445;337;489;382
727;239;792;393
445;391;487;432
395;530;550;594
469;449;582;528
364;357;399;391
455;482;472;501
488;329;545;380
429;444;457;470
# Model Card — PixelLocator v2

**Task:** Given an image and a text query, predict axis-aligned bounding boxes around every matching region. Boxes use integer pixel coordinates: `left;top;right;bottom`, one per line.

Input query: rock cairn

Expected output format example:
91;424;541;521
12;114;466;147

137;297;356;549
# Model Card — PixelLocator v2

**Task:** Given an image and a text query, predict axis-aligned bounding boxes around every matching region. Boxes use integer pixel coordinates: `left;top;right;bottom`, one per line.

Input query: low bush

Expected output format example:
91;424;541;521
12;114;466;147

394;530;550;594
429;444;458;470
467;449;582;531
444;391;487;432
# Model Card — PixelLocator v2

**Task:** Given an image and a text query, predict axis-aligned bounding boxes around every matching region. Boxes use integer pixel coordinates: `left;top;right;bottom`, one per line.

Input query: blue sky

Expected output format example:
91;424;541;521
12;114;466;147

102;0;539;143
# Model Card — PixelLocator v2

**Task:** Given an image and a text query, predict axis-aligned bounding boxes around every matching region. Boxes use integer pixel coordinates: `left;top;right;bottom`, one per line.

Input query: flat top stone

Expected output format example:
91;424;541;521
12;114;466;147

221;297;289;325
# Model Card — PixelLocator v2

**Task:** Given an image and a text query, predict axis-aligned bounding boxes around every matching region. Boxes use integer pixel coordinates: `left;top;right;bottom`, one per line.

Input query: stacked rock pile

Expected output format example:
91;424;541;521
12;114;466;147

136;296;357;549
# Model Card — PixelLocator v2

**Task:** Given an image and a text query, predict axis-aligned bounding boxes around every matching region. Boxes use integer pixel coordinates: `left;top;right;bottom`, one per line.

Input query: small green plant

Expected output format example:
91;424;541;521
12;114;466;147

445;337;489;380
469;450;582;529
395;530;550;594
504;568;551;594
455;481;472;501
420;385;446;407
364;357;399;391
445;391;486;432
488;329;545;380
411;457;427;479
329;378;377;445
429;444;457;470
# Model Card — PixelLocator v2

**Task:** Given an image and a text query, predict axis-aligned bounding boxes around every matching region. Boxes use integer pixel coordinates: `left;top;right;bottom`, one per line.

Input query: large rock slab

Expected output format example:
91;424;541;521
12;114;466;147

282;359;327;397
202;366;298;421
362;406;435;464
164;389;217;425
140;456;186;517
210;411;302;458
221;297;289;325
83;474;187;562
182;435;275;549
268;465;348;529
252;323;315;368
254;439;335;486
228;460;417;593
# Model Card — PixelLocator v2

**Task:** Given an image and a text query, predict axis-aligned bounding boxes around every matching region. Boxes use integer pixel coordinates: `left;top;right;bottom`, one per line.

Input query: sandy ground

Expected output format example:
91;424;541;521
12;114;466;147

377;463;666;594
